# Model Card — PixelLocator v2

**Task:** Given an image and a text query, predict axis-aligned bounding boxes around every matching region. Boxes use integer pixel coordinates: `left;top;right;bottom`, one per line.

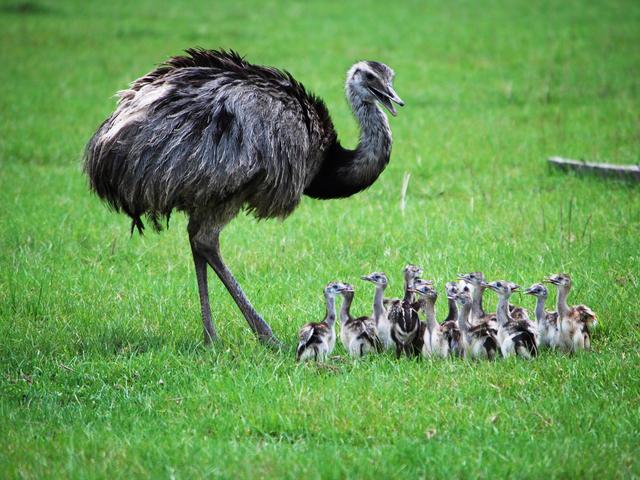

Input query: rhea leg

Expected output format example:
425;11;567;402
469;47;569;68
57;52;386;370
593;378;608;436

190;243;217;344
189;222;281;347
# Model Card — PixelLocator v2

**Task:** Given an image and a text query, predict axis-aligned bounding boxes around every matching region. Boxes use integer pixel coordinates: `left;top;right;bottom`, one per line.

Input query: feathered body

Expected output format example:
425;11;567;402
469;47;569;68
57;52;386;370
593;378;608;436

84;49;398;232
339;287;383;357
296;322;336;362
389;299;421;358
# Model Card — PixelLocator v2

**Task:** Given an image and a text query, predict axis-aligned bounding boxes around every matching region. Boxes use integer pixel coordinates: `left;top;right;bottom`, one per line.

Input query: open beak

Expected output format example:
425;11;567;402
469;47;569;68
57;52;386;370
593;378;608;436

544;277;558;285
370;84;404;116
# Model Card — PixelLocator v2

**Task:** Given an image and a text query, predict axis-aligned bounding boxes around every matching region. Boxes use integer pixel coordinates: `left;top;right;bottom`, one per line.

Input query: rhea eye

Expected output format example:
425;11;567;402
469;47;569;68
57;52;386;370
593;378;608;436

365;72;375;81
496;282;502;287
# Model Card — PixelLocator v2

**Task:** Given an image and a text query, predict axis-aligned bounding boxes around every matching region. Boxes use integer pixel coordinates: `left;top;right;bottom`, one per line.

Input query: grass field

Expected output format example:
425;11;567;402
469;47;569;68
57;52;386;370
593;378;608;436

1;0;640;477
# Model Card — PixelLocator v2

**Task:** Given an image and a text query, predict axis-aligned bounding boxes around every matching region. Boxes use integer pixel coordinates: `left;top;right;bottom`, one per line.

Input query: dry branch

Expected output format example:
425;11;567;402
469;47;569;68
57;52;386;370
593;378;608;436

548;156;640;182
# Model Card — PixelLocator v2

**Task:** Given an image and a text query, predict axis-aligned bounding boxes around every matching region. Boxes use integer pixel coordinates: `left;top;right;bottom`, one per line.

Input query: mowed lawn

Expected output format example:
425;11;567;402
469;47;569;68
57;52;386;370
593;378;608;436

1;0;639;477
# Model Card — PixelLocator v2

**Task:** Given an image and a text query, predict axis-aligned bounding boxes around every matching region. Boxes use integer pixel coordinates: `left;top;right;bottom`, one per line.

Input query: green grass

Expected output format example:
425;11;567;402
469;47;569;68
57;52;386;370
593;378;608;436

1;0;639;477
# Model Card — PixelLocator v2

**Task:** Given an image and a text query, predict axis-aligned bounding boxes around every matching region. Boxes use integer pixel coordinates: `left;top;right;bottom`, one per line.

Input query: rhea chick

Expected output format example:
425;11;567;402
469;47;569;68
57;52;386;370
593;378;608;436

452;285;498;361
360;272;392;349
544;273;597;352
486;280;538;359
441;281;463;357
339;283;383;357
296;282;349;362
524;283;559;349
411;280;450;358
388;264;424;358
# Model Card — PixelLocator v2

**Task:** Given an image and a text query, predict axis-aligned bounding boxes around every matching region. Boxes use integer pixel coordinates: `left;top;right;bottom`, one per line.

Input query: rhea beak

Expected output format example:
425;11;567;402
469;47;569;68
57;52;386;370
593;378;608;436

370;84;404;116
524;287;534;295
360;275;372;282
342;284;354;293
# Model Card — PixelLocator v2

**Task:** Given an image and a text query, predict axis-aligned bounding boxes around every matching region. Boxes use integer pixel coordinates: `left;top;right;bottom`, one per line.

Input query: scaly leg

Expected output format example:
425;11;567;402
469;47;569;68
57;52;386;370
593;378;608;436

189;222;281;348
190;241;217;344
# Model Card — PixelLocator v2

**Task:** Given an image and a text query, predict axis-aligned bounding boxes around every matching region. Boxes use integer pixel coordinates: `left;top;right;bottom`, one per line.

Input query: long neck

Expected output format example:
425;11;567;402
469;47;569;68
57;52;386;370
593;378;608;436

556;286;570;317
496;295;511;326
424;299;437;331
340;292;354;324
403;273;417;304
304;93;392;199
373;284;386;320
444;297;458;322
403;282;413;303
471;285;486;318
324;293;337;328
456;302;471;333
535;296;547;323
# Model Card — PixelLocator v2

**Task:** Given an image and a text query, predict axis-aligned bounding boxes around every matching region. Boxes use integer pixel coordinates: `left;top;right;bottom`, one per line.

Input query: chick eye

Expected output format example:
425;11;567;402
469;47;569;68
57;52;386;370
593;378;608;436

365;72;375;81
496;282;502;287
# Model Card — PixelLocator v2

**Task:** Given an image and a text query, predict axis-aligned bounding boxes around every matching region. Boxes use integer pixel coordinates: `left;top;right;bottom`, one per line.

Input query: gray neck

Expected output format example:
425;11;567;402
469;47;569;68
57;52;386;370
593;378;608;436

456;302;472;333
343;89;392;186
340;292;354;324
556;287;570;317
423;299;437;331
535;296;547;323
445;298;458;322
471;285;486;318
373;284;386;321
496;296;511;326
403;273;417;304
324;293;337;328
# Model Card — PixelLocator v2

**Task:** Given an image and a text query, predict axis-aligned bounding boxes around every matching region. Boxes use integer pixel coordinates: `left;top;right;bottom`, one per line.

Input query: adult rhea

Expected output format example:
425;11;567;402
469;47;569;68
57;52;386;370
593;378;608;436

84;49;404;346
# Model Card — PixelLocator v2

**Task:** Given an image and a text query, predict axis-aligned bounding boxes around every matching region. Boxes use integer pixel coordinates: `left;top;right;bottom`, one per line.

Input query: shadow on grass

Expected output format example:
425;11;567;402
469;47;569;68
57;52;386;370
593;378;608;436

0;2;56;15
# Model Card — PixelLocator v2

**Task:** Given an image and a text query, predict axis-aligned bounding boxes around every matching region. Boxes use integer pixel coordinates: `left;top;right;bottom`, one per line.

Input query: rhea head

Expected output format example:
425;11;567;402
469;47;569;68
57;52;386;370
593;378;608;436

410;279;438;300
485;280;520;298
361;272;388;287
346;61;404;116
524;283;548;298
457;272;486;287
544;273;572;289
324;281;351;297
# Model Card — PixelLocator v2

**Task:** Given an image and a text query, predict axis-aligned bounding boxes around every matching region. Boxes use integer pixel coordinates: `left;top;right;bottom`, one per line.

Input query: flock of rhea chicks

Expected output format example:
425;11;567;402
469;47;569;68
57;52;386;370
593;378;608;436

296;266;597;362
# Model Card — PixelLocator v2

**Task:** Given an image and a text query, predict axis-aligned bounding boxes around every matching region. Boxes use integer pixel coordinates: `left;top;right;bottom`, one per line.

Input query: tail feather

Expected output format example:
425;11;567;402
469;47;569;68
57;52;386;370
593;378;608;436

513;331;538;359
357;330;381;354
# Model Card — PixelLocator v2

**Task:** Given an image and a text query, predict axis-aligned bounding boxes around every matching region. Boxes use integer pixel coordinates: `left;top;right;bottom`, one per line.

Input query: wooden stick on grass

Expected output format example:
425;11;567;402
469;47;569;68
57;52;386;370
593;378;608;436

548;156;640;182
